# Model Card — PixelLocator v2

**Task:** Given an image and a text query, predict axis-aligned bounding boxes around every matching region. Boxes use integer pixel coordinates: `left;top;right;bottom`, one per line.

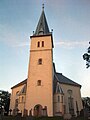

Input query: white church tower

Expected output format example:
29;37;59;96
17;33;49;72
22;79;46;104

25;5;54;116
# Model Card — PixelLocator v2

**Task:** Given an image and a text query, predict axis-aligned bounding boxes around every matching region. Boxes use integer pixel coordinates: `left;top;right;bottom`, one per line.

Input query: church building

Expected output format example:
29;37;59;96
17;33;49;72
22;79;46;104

10;6;83;117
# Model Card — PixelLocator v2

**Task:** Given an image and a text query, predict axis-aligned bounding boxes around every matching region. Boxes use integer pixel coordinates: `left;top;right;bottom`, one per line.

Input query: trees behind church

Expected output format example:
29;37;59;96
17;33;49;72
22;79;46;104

0;90;10;115
82;97;90;118
83;42;90;68
82;97;90;108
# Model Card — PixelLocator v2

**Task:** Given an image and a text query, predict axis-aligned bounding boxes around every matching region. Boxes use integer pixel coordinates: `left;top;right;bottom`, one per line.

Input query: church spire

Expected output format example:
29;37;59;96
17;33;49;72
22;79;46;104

34;4;50;36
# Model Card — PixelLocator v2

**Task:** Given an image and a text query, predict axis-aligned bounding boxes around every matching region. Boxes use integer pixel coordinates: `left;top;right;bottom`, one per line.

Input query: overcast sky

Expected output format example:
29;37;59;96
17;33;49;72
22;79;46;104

0;0;90;97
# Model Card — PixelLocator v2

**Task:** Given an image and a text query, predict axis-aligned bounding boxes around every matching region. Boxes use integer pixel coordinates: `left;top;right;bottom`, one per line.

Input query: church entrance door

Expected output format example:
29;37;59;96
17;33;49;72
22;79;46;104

34;104;43;117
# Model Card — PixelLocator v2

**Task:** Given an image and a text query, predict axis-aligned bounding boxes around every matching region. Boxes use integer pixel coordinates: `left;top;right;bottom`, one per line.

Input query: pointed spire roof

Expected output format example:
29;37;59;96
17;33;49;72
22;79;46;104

34;4;50;36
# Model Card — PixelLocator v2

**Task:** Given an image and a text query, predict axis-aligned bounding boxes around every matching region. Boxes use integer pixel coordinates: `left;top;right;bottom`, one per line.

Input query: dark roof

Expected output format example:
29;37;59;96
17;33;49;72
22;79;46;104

55;73;81;87
11;73;81;89
11;79;27;89
34;7;50;36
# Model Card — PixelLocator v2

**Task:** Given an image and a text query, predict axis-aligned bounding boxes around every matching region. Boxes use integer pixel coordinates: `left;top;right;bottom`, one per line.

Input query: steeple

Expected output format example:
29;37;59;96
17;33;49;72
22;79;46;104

34;4;50;36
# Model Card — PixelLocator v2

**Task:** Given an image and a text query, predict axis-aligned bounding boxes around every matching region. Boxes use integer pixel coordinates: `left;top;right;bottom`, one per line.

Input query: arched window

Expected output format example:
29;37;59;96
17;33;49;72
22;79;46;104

37;80;41;86
42;41;44;47
67;89;72;96
37;41;40;47
38;58;42;65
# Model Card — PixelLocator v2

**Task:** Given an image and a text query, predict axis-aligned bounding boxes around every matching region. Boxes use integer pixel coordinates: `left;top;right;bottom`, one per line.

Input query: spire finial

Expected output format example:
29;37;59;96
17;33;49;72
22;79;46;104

42;4;44;10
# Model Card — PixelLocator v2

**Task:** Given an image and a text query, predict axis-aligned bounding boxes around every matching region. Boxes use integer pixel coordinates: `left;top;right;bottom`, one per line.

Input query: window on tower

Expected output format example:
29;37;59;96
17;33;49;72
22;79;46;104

38;58;42;65
37;41;40;47
37;80;41;86
42;41;44;47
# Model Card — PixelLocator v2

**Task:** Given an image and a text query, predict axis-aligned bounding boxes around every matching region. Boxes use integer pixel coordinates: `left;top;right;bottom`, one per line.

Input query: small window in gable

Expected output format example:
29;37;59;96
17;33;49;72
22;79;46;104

38;58;42;65
37;41;40;47
37;80;41;86
42;41;44;47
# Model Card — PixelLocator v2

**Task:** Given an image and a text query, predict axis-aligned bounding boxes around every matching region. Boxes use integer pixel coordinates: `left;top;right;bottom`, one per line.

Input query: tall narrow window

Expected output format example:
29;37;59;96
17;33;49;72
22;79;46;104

58;96;60;102
19;97;20;103
61;96;63;103
37;80;41;86
37;41;40;47
22;96;24;102
67;89;74;115
42;41;44;47
15;99;18;108
38;58;42;65
68;97;74;115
